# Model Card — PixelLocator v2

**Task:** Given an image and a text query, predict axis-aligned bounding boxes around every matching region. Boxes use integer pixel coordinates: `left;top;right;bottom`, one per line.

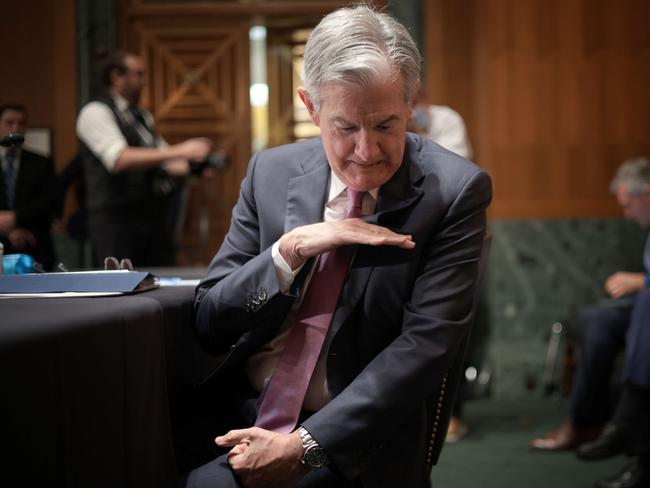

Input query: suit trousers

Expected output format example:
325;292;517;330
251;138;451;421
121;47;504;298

175;368;360;488
571;289;650;427
87;207;175;267
570;302;630;427
182;454;359;488
622;289;650;390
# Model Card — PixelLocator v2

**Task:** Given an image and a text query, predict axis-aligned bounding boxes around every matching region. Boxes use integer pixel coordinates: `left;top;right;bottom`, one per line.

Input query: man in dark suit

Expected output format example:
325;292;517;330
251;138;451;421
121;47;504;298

531;157;650;488
185;5;492;488
573;158;650;488
0;103;56;270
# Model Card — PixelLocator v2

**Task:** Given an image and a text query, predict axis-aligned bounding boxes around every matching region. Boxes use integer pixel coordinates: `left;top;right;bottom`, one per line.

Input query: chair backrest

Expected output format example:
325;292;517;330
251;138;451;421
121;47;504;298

425;233;492;470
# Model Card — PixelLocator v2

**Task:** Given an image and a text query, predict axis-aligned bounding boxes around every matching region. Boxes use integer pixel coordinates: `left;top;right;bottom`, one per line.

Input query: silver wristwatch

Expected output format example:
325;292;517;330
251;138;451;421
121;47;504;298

298;426;330;469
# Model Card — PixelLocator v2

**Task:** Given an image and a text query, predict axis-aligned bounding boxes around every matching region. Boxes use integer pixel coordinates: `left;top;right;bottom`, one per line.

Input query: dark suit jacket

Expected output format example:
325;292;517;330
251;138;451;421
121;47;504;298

0;149;56;269
195;133;492;487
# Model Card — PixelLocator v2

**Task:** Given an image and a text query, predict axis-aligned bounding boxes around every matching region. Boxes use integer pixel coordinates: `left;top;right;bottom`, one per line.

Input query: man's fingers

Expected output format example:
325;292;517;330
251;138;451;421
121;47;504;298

342;221;415;248
216;428;256;447
227;443;248;458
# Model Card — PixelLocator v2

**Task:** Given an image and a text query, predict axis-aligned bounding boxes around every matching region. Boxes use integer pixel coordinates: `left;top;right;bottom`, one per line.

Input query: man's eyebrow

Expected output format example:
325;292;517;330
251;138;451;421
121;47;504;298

377;115;399;125
332;116;353;125
331;115;400;125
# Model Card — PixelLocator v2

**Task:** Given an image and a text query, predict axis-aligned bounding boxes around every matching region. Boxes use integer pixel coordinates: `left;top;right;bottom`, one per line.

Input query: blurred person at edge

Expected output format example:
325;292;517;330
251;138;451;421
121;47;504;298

531;157;650;488
0;103;56;270
76;50;212;267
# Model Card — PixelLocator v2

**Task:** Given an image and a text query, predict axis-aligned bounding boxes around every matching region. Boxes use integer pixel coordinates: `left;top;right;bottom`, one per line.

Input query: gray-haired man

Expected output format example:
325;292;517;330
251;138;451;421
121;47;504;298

183;5;491;487
531;157;650;488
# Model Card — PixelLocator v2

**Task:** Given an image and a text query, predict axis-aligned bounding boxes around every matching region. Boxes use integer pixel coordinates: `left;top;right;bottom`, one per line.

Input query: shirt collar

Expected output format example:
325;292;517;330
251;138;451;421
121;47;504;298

327;170;379;203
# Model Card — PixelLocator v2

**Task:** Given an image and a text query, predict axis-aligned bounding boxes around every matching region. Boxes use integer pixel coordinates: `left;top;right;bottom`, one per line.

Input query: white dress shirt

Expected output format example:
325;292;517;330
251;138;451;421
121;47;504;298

76;92;166;172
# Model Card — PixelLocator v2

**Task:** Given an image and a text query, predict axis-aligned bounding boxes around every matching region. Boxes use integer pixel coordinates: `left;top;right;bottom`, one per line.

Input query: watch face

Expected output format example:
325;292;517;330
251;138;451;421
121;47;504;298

304;446;328;468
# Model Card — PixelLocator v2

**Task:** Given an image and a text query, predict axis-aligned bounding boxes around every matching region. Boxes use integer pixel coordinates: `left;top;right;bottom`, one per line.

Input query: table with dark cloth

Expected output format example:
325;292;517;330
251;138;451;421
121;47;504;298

0;279;219;487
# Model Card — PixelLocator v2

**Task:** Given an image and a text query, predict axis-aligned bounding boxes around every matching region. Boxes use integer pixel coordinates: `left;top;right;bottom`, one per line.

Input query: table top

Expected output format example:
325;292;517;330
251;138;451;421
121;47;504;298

0;285;196;348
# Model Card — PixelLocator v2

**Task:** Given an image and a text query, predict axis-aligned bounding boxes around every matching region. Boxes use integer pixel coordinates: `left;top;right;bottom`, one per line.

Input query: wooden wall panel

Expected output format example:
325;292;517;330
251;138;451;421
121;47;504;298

0;0;78;173
424;0;650;219
119;4;253;265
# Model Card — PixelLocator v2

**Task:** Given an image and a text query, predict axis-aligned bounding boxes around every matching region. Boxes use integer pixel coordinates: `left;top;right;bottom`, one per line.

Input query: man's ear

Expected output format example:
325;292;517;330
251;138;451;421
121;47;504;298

298;87;320;126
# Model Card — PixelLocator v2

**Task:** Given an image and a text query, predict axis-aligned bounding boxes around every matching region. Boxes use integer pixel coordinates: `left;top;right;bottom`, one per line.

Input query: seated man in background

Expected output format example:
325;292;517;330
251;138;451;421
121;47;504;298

183;5;492;488
77;50;212;267
530;158;650;476
0;103;56;270
574;159;650;488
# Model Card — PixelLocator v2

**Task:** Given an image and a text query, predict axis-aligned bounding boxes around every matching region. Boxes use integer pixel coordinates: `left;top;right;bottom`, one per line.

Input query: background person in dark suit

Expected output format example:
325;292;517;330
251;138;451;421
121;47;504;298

0;103;56;270
531;157;650;487
574;158;650;488
183;5;492;488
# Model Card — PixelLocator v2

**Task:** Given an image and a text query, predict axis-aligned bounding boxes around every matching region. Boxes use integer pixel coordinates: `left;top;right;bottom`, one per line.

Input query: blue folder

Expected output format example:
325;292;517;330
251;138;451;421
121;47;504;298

0;271;157;294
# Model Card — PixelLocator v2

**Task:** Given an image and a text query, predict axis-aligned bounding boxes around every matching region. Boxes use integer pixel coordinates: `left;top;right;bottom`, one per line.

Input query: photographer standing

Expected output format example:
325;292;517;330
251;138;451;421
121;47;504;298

77;50;212;266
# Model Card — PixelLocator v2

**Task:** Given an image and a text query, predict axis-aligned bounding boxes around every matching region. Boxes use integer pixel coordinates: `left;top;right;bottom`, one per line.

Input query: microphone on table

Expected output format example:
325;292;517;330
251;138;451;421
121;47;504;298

0;133;25;147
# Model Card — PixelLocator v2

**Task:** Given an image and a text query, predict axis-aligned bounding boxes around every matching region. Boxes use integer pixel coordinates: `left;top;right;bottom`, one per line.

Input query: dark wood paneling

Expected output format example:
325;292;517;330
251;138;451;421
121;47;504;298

425;0;650;219
0;0;78;172
120;8;253;265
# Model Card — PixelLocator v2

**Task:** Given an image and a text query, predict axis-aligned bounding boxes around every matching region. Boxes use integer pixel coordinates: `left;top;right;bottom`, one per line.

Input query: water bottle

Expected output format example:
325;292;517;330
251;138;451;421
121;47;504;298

2;253;35;274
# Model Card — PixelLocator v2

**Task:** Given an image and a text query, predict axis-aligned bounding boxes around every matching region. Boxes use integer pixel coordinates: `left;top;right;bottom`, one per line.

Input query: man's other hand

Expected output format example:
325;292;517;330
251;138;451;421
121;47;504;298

163;158;190;177
0;210;17;234
176;137;213;162
216;427;308;488
605;271;645;298
278;218;415;270
8;228;36;250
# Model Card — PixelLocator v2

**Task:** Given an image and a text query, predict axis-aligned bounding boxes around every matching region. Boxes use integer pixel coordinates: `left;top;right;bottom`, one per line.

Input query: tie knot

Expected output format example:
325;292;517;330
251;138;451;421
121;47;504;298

346;188;364;218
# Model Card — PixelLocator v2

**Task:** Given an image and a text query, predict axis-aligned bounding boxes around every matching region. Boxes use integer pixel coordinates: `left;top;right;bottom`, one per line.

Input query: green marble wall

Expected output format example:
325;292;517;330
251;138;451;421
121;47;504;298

476;218;647;399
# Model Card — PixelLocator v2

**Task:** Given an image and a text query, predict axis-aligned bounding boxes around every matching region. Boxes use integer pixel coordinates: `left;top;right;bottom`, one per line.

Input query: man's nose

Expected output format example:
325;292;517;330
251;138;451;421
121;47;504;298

354;130;381;162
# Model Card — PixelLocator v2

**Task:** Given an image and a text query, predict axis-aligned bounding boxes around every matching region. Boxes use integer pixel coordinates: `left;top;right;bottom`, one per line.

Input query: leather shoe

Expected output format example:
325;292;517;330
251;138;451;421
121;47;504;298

529;420;602;451
595;458;649;488
577;423;626;460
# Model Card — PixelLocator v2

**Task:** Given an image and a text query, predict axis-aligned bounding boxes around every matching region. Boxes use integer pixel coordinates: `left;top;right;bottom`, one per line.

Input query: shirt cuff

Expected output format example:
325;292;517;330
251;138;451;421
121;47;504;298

644;274;650;288
271;240;304;293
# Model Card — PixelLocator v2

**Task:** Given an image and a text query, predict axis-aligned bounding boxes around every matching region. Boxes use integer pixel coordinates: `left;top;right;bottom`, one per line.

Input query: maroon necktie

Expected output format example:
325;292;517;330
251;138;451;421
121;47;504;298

254;188;364;433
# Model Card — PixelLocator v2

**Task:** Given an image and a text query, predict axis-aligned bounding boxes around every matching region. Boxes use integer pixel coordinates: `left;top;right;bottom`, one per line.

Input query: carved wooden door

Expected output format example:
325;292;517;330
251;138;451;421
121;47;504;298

121;7;252;264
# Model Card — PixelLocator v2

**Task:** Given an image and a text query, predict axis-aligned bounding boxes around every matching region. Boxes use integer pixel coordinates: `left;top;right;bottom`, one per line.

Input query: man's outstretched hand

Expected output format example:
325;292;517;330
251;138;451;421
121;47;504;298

279;218;415;270
216;427;309;488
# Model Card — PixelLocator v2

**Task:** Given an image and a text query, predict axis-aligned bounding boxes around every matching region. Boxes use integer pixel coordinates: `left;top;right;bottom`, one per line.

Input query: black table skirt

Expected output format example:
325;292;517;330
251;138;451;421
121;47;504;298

0;285;221;487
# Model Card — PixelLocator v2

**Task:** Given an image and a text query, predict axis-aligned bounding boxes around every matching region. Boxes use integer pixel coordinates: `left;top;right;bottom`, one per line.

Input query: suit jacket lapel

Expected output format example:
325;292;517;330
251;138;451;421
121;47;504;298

364;153;425;226
284;150;330;233
329;150;425;340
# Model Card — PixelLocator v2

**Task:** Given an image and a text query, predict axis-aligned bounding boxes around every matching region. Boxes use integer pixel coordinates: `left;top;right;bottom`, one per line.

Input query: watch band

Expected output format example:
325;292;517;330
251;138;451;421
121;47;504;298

298;426;330;469
298;426;316;447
